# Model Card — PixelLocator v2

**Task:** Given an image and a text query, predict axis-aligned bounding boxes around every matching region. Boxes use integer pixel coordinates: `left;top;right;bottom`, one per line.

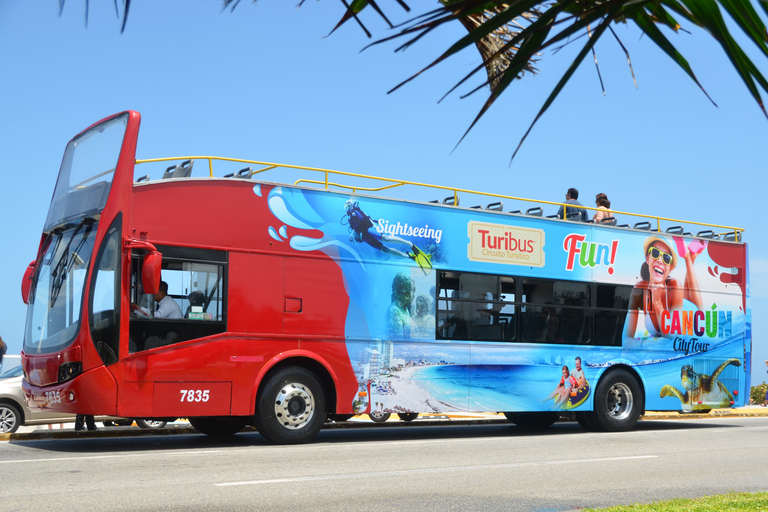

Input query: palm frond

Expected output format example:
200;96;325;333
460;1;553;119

332;0;768;160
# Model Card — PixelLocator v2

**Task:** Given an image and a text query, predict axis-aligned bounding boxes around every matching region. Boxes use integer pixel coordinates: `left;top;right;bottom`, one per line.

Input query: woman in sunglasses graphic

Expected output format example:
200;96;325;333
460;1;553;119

623;236;703;347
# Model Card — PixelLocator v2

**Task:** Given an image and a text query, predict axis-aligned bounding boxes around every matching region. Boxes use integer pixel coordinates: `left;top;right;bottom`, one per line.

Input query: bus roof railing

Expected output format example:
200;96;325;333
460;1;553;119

135;156;744;241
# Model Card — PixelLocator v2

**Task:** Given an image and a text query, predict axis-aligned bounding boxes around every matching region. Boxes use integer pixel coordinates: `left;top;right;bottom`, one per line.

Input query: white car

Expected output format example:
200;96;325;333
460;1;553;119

0;365;167;433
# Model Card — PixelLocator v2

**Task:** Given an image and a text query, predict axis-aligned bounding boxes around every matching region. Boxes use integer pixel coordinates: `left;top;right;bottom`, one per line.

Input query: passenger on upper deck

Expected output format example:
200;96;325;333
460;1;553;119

593;193;613;223
556;188;589;221
132;281;183;319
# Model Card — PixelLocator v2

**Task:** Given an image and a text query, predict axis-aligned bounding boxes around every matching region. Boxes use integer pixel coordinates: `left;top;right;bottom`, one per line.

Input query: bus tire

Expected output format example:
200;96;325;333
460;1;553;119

0;402;22;434
397;413;418;422
369;411;391;423
189;417;247;437
575;411;602;431
592;369;643;432
254;367;326;444
503;412;558;428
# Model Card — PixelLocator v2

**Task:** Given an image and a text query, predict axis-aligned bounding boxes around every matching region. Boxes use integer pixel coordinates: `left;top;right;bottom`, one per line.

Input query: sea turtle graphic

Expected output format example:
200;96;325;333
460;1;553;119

660;358;741;410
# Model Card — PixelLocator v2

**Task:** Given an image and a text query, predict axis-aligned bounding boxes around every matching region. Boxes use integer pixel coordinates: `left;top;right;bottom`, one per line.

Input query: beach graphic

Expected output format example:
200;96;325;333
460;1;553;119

259;186;748;415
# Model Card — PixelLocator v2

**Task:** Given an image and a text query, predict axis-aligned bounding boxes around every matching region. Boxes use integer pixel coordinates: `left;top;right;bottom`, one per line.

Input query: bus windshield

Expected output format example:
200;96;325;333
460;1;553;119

24;217;97;354
24;113;127;355
44;114;127;231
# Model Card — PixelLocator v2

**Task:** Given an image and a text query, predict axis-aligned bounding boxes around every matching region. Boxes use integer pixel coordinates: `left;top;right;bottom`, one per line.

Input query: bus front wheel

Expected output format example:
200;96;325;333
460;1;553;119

255;367;326;444
592;369;643;432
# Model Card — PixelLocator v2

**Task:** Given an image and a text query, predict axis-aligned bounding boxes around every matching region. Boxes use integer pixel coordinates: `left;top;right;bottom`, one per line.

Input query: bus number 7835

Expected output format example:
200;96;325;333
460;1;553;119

180;390;210;403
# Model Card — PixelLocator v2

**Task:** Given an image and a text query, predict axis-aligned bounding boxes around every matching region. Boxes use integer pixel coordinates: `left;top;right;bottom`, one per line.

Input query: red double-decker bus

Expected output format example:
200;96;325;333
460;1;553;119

21;112;750;444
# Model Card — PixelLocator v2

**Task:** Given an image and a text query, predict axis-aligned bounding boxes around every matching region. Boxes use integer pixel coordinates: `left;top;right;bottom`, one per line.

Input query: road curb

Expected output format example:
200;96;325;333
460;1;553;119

4;408;766;442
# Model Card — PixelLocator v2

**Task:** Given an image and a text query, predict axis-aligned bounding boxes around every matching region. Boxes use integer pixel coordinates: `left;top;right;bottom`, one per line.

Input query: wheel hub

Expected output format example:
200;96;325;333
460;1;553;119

606;382;633;421
274;383;315;430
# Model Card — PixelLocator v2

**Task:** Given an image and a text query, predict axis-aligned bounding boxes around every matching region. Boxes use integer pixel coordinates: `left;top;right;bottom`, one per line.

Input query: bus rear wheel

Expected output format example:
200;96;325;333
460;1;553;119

592;369;643;432
503;412;558;428
189;417;247;437
255;367;326;444
397;413;418;422
575;411;602;431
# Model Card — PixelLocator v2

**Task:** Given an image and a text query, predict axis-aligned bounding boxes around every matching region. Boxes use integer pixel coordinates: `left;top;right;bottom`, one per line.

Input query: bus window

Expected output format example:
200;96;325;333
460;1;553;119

522;279;591;345
89;217;121;365
594;284;632;346
437;271;515;342
129;248;226;353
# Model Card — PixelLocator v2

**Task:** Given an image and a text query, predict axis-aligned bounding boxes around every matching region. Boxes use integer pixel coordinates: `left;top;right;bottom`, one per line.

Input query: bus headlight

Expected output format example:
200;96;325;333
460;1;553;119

58;362;83;383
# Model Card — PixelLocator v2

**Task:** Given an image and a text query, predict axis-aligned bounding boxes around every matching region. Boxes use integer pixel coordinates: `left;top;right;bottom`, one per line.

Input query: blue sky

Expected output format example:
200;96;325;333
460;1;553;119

1;1;766;385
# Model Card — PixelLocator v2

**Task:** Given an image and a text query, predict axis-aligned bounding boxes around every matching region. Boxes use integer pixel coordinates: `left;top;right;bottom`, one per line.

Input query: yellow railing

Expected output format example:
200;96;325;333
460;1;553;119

135;156;744;240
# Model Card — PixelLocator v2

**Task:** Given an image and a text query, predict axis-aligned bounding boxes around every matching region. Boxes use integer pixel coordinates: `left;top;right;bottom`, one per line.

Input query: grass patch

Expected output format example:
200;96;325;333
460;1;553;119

584;492;768;511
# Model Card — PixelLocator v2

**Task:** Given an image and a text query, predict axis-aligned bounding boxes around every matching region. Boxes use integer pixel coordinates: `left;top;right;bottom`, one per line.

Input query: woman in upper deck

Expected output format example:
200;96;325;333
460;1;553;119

593;193;613;223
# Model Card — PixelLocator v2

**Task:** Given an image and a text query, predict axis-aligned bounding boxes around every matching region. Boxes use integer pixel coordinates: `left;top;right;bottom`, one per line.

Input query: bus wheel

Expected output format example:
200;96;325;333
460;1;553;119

397;413;418;422
503;412;558;428
593;369;643;432
369;411;391;423
575;411;602;431
189;417;247;437
255;367;326;444
0;403;22;433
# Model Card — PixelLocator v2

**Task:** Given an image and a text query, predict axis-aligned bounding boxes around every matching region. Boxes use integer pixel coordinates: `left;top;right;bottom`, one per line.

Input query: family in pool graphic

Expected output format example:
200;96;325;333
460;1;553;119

543;356;591;410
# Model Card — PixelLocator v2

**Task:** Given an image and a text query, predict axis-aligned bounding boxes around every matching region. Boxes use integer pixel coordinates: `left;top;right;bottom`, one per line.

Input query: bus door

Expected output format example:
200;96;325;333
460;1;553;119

122;246;230;417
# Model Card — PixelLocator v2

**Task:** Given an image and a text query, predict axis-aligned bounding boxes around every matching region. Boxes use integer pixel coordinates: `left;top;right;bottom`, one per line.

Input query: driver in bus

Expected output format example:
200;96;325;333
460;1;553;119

131;281;183;319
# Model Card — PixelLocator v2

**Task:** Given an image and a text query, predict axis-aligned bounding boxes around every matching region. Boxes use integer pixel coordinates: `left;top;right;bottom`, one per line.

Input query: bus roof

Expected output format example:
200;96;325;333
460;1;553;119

134;155;744;243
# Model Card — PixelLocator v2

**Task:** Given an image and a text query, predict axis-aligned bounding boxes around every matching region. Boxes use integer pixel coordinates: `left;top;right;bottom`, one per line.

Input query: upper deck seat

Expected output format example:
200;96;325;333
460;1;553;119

162;159;193;179
633;221;651;231
443;196;459;206
224;166;253;179
525;207;543;217
566;212;582;222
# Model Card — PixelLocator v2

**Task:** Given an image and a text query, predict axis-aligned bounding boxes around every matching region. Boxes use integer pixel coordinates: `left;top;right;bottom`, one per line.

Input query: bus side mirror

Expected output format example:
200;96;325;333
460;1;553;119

142;251;162;295
21;260;35;304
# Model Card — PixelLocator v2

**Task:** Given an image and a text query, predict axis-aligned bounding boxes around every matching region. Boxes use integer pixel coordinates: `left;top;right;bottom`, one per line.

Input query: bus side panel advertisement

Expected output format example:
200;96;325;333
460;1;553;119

260;186;748;414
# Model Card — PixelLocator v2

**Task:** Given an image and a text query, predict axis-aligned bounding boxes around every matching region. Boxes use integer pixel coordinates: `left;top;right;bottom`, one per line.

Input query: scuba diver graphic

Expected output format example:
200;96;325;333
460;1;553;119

342;200;432;271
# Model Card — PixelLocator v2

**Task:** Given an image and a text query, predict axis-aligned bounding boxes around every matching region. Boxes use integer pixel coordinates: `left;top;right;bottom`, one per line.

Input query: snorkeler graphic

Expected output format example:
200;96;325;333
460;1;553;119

342;200;432;271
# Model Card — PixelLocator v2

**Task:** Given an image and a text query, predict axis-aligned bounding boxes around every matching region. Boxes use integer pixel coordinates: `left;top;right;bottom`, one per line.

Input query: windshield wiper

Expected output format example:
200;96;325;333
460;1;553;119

49;216;95;308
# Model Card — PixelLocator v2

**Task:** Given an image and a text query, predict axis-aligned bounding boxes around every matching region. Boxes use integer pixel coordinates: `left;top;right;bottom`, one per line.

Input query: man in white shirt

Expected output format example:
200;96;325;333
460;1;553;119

132;281;183;319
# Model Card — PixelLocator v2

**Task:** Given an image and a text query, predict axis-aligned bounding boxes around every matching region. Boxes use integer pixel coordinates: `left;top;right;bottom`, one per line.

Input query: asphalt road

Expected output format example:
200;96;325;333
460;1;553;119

1;416;767;512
